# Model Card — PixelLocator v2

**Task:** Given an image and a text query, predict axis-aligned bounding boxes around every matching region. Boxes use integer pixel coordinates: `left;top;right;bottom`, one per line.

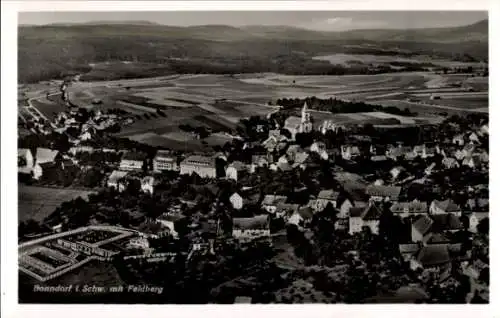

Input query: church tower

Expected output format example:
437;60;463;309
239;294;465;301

300;101;312;133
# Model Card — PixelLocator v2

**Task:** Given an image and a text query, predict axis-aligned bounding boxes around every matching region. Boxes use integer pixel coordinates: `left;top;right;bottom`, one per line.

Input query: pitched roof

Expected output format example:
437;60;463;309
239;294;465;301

262;195;287;206
423;232;451;245
432;199;461;213
275;203;300;214
416;244;451;267
298;206;314;219
35;147;59;164
233;215;270;230
182;155;216;166
390;202;428;214
154;150;175;160
284;116;302;129
412;215;434;236
228;161;247;171
317;189;340;201
365;185;401;200
349;203;383;220
108;170;128;182
431;214;462;231
18;148;31;157
399;243;420;255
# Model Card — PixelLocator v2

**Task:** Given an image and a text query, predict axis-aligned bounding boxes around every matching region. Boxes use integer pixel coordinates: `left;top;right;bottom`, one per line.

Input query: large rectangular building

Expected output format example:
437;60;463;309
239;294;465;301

180;155;217;178
153;150;178;173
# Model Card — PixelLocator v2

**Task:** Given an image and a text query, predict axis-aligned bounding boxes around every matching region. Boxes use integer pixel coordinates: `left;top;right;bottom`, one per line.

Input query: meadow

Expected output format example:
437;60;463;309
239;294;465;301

18;185;94;223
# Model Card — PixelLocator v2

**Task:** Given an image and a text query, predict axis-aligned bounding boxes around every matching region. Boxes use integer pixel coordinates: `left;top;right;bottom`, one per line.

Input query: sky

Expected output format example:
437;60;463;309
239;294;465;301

18;11;488;31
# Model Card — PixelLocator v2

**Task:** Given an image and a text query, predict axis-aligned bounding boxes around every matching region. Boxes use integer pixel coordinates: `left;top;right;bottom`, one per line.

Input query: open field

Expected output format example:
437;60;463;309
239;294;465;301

18;185;94;223
314;53;482;68
22;71;487;151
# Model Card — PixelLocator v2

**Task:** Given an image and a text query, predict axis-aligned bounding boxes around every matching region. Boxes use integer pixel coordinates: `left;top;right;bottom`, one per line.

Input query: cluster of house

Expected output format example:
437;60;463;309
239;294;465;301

18;147;75;180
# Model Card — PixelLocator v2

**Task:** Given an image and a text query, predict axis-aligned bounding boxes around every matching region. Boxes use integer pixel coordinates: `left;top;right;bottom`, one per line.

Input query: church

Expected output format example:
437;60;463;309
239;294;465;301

283;102;313;139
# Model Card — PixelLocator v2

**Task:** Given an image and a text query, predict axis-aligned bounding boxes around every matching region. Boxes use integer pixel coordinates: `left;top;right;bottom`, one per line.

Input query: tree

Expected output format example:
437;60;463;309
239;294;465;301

477;217;489;235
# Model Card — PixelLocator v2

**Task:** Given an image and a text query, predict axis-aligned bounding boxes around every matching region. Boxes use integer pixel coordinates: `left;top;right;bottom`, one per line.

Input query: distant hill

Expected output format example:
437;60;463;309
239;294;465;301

18;19;488;83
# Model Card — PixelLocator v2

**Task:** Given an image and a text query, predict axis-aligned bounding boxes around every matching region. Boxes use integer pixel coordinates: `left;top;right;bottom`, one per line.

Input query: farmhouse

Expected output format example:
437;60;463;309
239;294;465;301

153;150;178;172
120;152;147;171
180;155;217;178
232;215;271;242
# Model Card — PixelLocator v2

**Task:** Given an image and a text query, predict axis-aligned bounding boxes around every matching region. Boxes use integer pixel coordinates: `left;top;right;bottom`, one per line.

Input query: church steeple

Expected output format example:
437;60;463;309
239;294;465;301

300;101;312;133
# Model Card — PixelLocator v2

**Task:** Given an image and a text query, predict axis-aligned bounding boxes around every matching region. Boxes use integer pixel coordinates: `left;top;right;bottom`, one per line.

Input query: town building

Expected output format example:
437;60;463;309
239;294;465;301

341;145;361;161
120;152;147;171
468;212;488;233
288;206;314;227
232;215;271;243
312;189;340;211
390;201;428;218
153;150;178;172
156;214;185;238
225;161;248;181
18;148;34;169
429;199;461;217
261;195;288;214
229;192;244;210
365;185;401;202
35;147;60;165
107;170;129;192
141;176;155;195
349;202;383;235
180;155;217;178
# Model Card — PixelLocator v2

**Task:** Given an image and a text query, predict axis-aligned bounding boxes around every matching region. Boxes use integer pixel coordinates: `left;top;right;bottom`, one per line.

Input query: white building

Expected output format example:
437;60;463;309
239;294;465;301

120;152;146;171
225;161;248;181
180;155;217;178
153;150;178;172
313;189;340;211
141;176;155;195
229;192;244;210
107;170;129;192
232;215;271;243
261;195;288;214
341;145;361;161
429;199;461;217
349;203;383;235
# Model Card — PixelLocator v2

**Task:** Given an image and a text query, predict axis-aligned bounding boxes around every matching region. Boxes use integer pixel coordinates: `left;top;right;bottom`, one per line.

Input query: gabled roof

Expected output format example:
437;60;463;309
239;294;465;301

349;203;383;220
431;214;462;231
415;244;450;267
262;195;287;206
298;206;314;220
317;189;340;201
18;148;31;157
412;215;434;236
233;215;269;230
390;202;428;214
423;232;451;245
108;170;128;182
365;185;401;200
399;243;420;255
432;199;461;213
228;161;247;171
35;147;59;164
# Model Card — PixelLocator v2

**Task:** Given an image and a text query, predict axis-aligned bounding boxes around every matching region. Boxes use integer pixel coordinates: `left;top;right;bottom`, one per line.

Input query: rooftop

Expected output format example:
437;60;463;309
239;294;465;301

415;244;450;267
182;155;216;166
122;152;147;161
36;147;59;164
365;185;401;200
390;201;428;214
233;215;270;230
317;189;340;201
